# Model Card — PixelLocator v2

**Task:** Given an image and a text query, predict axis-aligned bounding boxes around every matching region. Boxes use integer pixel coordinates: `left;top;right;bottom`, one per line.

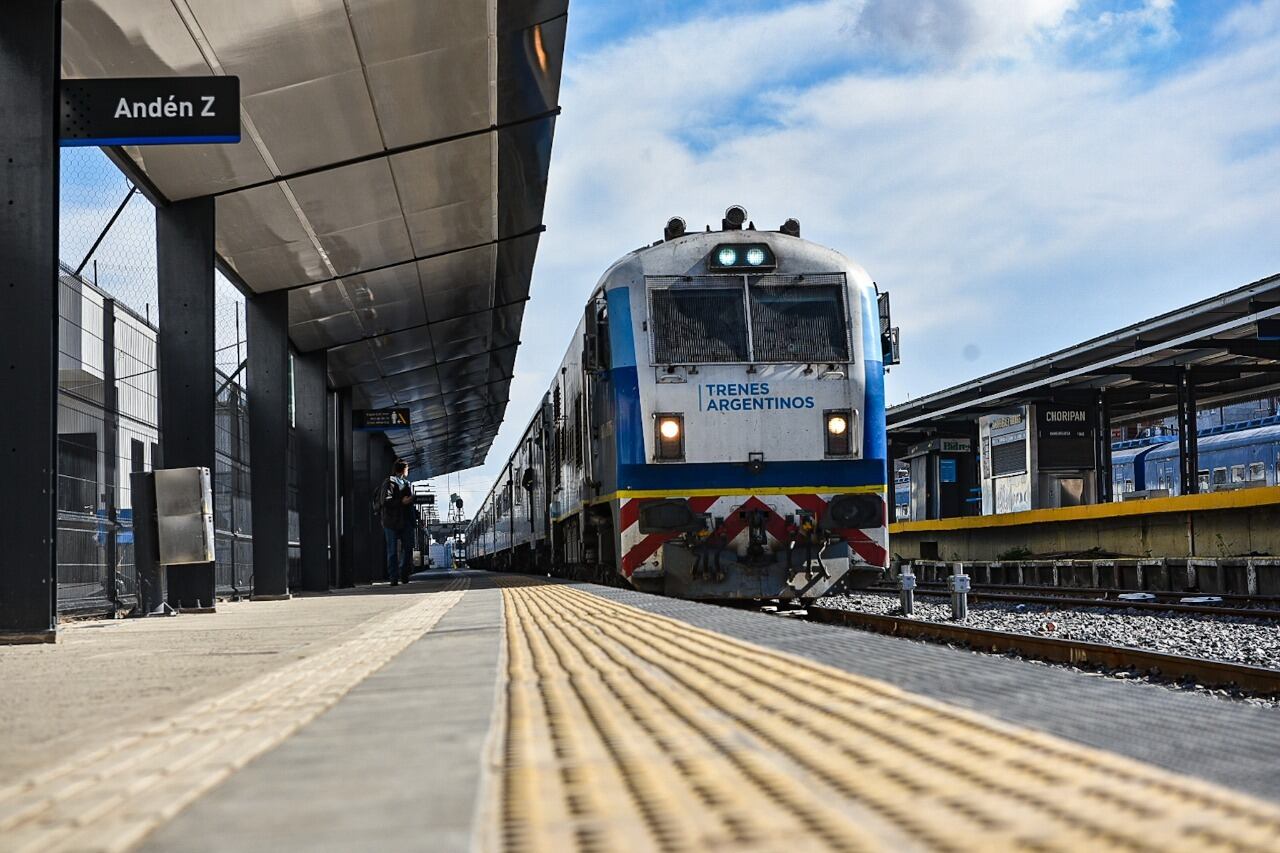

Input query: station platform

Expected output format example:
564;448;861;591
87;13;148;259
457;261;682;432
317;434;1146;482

3;571;1280;852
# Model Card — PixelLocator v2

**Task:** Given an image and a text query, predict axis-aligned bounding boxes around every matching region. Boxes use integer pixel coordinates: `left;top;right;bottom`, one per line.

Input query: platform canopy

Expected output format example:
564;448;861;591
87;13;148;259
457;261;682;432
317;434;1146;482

61;0;566;475
889;272;1280;440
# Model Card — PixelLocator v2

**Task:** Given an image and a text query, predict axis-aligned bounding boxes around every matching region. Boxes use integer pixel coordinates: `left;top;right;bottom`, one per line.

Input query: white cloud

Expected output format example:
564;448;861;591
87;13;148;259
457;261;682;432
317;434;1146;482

1052;0;1177;61
1215;0;1280;41
450;0;1280;503
851;0;1078;63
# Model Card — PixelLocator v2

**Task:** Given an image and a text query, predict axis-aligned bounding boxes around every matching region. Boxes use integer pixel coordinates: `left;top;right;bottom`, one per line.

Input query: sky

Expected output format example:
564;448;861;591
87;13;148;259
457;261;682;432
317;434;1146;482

435;0;1280;511
53;1;1280;513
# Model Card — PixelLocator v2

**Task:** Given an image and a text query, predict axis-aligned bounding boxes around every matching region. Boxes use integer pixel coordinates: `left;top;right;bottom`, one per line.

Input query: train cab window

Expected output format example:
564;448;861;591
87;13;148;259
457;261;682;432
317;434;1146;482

1231;465;1246;483
1249;462;1266;482
649;286;749;363
748;281;851;363
1212;467;1228;487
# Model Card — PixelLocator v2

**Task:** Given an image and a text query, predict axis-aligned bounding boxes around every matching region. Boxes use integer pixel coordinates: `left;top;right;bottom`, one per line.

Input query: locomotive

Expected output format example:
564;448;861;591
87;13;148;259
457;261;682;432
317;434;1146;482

465;207;898;601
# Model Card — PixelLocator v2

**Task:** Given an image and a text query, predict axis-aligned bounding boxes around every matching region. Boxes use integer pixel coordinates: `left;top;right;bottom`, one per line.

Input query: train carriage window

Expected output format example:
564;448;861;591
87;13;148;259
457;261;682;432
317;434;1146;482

1249;462;1266;481
1212;467;1228;487
1197;470;1210;492
748;278;851;363
1231;464;1246;483
649;286;749;363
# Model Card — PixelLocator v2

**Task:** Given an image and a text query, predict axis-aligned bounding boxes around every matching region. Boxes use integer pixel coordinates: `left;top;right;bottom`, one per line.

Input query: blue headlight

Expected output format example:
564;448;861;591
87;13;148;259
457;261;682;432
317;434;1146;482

717;247;738;266
745;247;767;266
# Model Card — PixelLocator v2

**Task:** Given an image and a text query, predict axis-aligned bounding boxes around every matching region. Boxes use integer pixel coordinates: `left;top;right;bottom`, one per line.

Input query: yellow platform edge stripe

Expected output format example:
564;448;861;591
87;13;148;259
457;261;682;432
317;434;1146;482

493;580;1280;851
891;484;1280;534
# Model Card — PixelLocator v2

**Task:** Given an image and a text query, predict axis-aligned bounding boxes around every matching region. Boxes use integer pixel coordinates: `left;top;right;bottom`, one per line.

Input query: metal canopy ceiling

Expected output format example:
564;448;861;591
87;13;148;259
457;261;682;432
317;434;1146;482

61;0;566;475
889;272;1280;440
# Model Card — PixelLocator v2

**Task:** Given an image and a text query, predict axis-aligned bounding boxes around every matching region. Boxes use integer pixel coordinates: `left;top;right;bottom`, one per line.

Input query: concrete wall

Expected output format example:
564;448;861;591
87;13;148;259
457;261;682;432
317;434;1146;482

889;488;1280;562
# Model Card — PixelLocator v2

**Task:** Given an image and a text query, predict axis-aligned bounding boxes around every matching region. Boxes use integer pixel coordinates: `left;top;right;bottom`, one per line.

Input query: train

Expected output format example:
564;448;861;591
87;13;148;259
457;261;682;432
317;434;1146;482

464;207;897;601
1111;416;1280;497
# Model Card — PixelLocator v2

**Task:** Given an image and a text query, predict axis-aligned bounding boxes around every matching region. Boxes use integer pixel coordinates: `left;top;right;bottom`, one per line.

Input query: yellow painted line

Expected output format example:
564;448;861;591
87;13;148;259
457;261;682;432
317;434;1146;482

552;485;887;522
492;579;1280;851
0;580;469;853
615;484;886;499
891;485;1280;534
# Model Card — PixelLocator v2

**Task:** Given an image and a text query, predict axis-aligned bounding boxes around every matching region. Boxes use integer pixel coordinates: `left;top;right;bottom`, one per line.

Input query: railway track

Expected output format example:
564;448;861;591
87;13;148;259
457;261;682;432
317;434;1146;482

806;606;1280;696
882;581;1280;608
866;585;1280;620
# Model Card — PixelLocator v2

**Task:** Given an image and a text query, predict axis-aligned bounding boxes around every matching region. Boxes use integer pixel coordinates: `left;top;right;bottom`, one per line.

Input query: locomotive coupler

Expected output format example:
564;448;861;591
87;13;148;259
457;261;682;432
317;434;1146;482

740;509;770;562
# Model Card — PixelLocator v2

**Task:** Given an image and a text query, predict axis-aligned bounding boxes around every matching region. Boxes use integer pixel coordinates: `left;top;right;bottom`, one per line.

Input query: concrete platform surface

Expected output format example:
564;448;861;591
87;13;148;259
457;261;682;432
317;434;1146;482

2;570;1279;852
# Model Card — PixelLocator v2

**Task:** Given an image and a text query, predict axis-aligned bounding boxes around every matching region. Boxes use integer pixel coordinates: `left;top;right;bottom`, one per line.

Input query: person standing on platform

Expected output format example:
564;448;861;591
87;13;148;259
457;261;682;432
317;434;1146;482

379;459;414;586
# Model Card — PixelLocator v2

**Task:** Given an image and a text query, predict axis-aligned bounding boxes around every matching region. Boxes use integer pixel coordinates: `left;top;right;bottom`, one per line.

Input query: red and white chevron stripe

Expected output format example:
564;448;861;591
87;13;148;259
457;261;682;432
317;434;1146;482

618;492;887;578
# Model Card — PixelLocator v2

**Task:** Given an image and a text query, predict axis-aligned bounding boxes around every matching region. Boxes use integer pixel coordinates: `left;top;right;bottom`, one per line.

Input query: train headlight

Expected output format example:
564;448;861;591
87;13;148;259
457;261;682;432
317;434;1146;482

656;413;684;460
825;410;853;456
709;243;776;271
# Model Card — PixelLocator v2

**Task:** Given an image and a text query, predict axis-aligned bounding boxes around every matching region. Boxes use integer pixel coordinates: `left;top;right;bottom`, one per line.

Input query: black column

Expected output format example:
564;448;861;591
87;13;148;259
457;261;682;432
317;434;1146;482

294;349;329;591
337;389;355;588
1185;368;1199;494
103;298;120;609
157;196;217;609
1176;368;1200;496
351;429;373;585
1095;389;1112;504
0;0;59;642
247;290;290;598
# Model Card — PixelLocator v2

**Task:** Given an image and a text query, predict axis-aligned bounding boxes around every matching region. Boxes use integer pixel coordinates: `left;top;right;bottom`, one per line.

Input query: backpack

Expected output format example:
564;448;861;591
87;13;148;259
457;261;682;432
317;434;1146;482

372;478;390;516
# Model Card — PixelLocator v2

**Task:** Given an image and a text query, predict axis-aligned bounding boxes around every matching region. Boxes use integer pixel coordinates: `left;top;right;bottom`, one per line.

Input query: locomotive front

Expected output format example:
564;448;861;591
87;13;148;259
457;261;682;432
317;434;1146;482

600;207;896;601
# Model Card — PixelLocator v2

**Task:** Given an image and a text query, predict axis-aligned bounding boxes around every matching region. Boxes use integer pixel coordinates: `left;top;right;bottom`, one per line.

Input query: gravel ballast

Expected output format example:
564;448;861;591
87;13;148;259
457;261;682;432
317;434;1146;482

821;592;1280;670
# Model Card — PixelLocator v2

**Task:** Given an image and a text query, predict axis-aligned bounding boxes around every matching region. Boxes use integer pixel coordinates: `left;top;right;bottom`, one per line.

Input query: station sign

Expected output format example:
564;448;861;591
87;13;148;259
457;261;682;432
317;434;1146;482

355;408;411;431
905;436;972;457
59;76;241;147
1036;405;1096;470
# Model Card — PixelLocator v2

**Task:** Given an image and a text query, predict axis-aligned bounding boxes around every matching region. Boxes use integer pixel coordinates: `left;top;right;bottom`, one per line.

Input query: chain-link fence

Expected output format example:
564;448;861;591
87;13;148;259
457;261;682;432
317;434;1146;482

56;149;313;610
214;273;254;598
58;148;163;614
55;264;160;614
60;148;158;321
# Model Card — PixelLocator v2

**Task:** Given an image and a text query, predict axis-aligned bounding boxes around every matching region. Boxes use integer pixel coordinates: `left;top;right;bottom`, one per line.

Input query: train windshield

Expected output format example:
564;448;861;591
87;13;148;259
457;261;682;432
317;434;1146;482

748;280;850;363
650;287;749;363
648;273;853;365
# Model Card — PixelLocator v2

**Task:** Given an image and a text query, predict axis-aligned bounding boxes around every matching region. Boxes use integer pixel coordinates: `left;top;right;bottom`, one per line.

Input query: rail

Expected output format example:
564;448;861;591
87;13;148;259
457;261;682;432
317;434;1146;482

867;584;1280;620
806;606;1280;695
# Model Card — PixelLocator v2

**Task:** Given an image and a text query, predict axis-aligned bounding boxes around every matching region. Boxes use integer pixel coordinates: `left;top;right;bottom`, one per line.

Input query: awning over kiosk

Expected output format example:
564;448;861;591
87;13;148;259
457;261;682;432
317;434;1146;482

61;0;567;475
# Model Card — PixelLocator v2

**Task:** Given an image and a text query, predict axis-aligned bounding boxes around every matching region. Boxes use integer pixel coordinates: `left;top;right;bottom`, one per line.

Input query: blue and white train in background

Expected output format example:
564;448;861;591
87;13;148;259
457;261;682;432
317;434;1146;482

1112;415;1280;497
465;207;898;601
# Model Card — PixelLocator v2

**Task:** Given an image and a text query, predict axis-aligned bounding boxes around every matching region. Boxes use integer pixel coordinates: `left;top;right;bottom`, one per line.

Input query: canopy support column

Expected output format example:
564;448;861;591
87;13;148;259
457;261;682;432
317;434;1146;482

1095;389;1112;504
157;196;218;609
337;388;355;588
247;290;291;599
295;349;330;591
0;0;60;643
1176;367;1199;495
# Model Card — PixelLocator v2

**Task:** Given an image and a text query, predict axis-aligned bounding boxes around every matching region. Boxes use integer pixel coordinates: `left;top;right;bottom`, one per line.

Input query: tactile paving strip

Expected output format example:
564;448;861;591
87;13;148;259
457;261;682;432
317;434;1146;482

494;580;1280;852
0;580;468;853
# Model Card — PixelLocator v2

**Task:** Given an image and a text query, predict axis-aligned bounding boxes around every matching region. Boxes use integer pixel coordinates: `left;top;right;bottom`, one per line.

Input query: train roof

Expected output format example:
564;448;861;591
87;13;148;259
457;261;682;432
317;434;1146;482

1145;421;1280;461
1111;442;1169;464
